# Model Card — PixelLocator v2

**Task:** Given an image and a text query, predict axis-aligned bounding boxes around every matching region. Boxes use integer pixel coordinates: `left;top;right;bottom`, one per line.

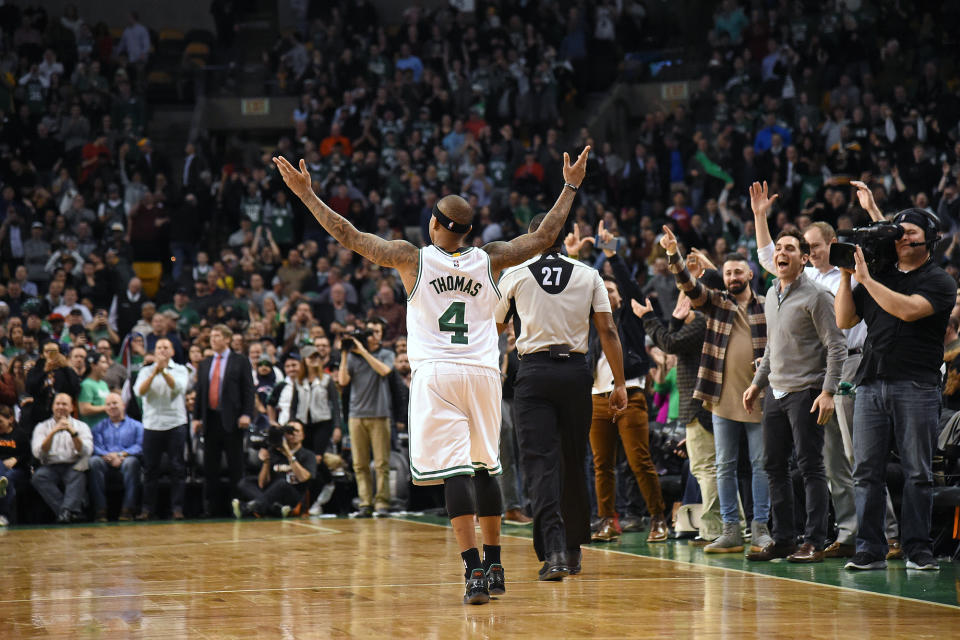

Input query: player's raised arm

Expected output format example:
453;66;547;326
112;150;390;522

484;146;590;273
273;156;418;270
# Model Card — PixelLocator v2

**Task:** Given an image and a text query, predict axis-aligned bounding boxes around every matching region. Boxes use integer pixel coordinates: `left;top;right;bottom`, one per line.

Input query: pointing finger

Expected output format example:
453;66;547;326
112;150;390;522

563;151;570;167
299;158;308;173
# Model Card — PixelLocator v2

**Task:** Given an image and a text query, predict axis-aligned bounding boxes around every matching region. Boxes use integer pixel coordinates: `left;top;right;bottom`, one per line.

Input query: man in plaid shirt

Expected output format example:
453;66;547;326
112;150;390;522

660;225;772;554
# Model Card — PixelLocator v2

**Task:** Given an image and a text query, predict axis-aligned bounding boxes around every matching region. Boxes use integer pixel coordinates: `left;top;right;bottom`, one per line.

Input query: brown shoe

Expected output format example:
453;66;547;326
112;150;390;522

503;508;532;525
118;508;134;522
886;539;903;560
747;541;797;561
591;517;620;542
172;509;185;520
95;510;108;523
646;515;669;543
823;540;856;558
787;542;824;563
135;510;151;521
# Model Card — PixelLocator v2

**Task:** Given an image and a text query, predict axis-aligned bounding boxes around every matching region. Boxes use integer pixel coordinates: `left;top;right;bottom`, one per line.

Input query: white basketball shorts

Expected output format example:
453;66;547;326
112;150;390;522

408;360;503;486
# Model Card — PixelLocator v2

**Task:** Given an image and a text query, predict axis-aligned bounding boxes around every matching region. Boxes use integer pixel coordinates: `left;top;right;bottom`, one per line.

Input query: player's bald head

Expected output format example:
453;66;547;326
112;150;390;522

436;195;474;226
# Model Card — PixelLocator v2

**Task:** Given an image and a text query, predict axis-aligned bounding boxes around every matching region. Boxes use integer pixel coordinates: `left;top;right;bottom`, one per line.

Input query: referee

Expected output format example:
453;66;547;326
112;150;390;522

495;214;628;581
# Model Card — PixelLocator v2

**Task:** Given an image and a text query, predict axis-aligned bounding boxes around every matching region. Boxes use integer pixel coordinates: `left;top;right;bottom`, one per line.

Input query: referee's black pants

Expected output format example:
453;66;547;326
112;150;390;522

514;353;593;561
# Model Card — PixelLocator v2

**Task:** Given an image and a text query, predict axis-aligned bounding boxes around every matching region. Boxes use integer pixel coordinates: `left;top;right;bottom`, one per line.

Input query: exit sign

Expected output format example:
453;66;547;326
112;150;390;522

241;98;270;116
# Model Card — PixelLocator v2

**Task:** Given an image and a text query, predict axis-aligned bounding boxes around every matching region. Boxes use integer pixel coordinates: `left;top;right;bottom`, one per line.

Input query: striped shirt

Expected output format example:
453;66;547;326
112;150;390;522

667;251;767;406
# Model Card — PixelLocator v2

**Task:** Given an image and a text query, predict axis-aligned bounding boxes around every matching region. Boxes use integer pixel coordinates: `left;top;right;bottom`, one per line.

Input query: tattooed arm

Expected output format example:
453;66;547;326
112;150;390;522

273;156;419;291
485;146;591;275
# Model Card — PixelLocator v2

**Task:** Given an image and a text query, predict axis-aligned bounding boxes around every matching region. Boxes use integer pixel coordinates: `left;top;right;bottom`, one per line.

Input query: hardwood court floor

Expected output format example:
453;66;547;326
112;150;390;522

1;516;958;639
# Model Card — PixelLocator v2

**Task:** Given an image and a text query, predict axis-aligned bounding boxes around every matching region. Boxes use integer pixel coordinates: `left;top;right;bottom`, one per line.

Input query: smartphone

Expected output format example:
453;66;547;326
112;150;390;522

595;235;622;253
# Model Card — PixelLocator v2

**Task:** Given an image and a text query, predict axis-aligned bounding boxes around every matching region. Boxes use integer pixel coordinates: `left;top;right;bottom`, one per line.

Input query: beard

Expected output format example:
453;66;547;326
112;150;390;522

727;280;748;295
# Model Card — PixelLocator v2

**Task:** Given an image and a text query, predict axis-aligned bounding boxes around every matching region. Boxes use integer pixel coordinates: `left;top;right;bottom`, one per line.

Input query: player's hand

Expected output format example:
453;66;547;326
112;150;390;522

608;384;628;415
258;448;270;462
238;415;251;430
810;391;835;426
332;427;342;443
749;180;779;219
563;222;594;257
659;225;678;254
562;145;591;188
272;156;315;201
742;384;761;414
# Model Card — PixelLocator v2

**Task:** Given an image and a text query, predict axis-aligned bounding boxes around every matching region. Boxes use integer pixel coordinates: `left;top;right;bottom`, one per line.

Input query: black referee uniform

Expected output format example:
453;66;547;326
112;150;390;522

495;244;627;579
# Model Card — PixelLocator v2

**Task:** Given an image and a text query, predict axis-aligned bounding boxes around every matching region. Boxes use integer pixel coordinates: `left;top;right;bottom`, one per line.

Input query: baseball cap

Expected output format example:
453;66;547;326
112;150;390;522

48;313;64;322
301;345;318;359
31;221;43;229
258;357;273;367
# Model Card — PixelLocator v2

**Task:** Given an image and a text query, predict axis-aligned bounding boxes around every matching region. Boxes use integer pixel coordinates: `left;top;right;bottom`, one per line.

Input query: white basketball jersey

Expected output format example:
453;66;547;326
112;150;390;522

406;245;501;373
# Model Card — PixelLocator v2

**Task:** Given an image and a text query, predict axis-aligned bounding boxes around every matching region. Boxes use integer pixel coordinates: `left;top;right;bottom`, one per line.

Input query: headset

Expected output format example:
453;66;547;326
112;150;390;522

892;208;942;248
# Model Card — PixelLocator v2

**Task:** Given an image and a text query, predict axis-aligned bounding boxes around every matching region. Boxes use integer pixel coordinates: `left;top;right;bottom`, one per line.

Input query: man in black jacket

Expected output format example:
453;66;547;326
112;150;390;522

192;323;255;516
634;256;722;546
585;237;667;544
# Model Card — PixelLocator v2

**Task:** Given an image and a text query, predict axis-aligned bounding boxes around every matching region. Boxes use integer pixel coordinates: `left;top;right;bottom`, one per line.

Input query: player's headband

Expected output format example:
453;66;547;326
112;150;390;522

432;203;472;234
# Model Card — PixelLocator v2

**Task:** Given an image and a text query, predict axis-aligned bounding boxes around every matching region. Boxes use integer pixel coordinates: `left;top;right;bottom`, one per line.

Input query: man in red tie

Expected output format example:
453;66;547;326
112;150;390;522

192;324;255;516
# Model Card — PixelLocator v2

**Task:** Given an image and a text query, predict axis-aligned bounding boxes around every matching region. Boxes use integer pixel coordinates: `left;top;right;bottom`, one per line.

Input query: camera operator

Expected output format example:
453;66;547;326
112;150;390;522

338;317;395;517
232;420;316;518
835;208;955;571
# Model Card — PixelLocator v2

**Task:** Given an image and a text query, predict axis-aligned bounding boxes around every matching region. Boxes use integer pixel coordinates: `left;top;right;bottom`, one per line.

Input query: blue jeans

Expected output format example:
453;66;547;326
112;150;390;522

89;455;142;513
853;380;939;560
713;416;769;524
0;466;27;522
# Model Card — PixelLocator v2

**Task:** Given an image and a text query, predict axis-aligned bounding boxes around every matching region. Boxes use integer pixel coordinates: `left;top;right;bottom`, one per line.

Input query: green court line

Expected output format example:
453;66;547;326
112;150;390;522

398;513;960;609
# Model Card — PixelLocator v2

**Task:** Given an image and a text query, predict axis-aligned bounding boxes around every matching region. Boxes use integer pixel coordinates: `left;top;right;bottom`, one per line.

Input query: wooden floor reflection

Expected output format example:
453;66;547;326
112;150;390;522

1;518;957;639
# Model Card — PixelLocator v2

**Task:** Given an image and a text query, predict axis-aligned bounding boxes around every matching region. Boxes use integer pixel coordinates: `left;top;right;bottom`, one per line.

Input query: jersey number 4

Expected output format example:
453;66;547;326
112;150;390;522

438;301;469;344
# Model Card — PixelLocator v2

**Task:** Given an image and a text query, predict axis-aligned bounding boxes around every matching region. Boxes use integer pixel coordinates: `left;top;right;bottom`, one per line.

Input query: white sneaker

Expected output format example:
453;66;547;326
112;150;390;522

0;514;8;526
280;505;292;518
231;498;242;519
318;482;335;505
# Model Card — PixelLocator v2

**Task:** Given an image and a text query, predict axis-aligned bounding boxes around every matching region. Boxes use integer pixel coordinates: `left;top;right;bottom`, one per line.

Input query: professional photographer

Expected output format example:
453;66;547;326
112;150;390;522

232;420;316;518
338;317;394;518
835;209;955;572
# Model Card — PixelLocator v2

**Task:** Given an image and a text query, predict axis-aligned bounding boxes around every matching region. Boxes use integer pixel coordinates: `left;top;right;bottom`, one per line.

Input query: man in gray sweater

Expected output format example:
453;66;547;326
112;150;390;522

743;228;846;563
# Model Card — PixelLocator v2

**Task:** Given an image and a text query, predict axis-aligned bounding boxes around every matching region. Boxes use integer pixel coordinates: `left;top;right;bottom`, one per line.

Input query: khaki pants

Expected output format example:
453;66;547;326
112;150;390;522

686;418;723;539
349;417;391;510
590;391;665;518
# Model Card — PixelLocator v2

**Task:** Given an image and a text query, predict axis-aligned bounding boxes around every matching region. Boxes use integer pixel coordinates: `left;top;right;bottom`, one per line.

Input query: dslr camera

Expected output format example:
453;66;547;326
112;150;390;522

830;221;903;274
340;328;372;352
266;424;296;448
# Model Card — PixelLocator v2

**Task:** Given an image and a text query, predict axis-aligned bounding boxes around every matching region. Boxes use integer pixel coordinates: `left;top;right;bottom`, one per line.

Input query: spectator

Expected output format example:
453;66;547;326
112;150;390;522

192;324;254;516
31;393;93;523
135;337;190;520
88;392;143;522
78;353;110;429
338;318;394;517
0;405;29;525
25;341;81;429
232;419;316;519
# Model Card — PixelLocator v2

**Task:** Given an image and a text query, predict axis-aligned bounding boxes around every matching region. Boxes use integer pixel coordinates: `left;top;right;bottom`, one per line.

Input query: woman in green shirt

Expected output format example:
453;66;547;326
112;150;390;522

79;354;111;429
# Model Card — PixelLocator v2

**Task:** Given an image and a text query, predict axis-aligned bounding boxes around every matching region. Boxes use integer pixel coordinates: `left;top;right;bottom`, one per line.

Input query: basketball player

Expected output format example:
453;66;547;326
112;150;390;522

273;146;591;605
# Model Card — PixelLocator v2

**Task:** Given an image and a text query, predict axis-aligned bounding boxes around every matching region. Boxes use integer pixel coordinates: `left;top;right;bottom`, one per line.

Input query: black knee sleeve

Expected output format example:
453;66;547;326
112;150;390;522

473;470;503;518
444;474;476;519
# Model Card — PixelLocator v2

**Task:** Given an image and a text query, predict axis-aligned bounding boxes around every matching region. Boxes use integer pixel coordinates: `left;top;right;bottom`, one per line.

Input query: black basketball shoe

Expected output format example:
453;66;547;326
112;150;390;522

486;564;505;596
463;568;490;605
